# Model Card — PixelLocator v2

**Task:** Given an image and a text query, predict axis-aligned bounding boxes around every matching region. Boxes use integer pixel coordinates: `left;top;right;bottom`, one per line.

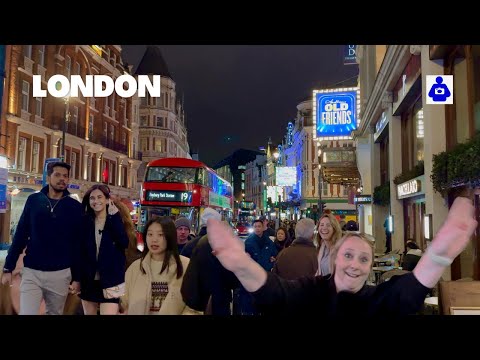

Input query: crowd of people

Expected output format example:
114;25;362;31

0;161;477;316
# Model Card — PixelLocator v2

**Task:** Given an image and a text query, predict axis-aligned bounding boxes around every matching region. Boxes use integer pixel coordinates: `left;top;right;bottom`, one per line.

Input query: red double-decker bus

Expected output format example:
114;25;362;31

139;158;233;234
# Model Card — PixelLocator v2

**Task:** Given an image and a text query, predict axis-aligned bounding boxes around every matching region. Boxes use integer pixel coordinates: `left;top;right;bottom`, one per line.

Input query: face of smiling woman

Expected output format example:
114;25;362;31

333;236;373;293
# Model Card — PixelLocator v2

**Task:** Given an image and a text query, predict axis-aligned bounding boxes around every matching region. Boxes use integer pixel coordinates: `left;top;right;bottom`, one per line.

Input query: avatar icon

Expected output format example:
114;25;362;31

428;76;451;102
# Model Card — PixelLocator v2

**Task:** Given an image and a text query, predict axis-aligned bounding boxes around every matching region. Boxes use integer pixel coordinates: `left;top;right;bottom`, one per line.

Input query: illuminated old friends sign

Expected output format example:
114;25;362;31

397;179;422;199
313;88;359;140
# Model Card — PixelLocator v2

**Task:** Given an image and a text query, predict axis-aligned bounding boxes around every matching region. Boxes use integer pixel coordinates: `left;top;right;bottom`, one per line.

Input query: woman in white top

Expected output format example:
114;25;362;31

122;216;195;315
315;213;343;276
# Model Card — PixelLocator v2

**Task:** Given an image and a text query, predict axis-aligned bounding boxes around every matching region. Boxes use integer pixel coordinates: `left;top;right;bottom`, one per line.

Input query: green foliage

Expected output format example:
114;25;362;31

373;183;390;207
431;132;480;195
393;161;424;185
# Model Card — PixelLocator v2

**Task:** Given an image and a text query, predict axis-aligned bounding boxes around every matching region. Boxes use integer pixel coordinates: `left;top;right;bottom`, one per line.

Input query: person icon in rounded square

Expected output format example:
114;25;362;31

428;76;451;102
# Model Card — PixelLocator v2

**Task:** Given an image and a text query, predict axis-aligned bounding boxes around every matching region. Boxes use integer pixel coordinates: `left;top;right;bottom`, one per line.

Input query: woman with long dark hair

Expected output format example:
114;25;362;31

78;184;129;315
273;227;293;254
122;216;194;314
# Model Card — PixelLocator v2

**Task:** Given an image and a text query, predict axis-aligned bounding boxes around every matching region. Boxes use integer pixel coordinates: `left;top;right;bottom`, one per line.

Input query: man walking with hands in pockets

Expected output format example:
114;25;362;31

1;162;83;315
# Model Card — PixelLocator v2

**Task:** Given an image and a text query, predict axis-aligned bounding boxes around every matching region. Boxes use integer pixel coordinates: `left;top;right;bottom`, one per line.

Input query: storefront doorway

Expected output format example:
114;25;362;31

403;198;426;250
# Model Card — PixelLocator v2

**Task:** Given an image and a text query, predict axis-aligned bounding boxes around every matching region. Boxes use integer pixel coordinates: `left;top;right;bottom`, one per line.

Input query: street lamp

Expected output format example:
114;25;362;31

61;95;70;162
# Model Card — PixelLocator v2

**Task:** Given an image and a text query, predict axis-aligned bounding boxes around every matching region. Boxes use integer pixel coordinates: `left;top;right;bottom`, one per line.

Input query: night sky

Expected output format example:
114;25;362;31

121;45;358;167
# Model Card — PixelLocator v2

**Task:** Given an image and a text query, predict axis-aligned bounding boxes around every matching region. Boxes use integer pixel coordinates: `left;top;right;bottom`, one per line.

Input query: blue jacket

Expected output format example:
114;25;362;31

245;233;278;272
79;212;129;289
4;186;83;280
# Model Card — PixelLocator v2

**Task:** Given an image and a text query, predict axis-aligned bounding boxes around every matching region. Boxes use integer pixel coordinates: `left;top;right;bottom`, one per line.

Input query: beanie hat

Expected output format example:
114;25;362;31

175;217;191;230
200;208;221;226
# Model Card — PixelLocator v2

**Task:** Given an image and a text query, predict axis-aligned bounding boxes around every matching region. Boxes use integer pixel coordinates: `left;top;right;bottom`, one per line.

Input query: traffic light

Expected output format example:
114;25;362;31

320;201;326;214
267;197;273;207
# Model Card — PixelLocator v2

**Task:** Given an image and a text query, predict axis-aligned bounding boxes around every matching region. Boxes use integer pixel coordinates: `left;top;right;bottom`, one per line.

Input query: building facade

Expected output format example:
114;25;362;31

356;44;480;280
135;46;191;184
1;45;143;242
245;153;267;213
283;97;357;222
214;148;264;220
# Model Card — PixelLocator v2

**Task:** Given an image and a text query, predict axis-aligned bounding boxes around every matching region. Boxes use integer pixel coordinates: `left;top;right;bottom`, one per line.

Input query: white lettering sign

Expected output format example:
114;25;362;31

321;100;352;125
397;180;421;198
32;74;161;98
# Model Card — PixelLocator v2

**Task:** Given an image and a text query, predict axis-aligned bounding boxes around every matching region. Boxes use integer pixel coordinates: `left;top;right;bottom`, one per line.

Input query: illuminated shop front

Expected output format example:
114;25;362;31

396;176;426;250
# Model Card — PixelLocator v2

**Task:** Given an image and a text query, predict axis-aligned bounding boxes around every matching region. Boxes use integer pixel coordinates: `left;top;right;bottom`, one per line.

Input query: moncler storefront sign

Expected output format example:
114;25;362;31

397;179;422;199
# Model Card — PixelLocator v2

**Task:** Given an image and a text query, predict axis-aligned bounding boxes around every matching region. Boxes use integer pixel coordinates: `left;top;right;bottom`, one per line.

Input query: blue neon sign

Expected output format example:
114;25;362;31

316;91;357;137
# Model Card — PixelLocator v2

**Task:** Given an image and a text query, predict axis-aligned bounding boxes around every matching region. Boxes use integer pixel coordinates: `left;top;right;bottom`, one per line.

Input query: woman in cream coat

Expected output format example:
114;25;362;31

122;217;198;315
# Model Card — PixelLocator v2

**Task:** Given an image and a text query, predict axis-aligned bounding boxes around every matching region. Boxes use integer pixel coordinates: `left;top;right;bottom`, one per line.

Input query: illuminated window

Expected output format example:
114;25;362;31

155;138;163;152
413;102;424;163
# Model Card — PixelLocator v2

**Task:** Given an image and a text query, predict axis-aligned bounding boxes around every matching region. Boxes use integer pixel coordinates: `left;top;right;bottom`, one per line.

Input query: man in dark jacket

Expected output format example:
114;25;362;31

1;162;83;315
181;232;239;315
234;219;278;314
259;216;275;238
272;218;318;280
181;207;221;258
